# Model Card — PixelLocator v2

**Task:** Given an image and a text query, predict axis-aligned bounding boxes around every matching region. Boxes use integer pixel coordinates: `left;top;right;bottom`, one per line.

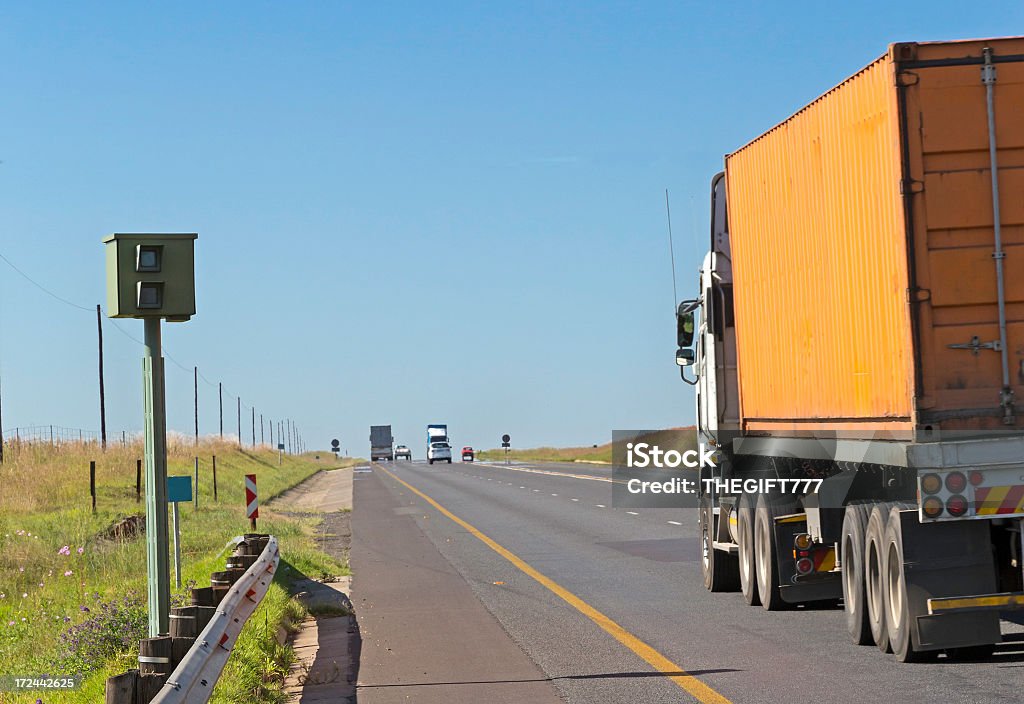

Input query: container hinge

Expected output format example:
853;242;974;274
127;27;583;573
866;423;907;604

948;336;1002;356
906;287;930;303
900;179;924;195
896;70;919;87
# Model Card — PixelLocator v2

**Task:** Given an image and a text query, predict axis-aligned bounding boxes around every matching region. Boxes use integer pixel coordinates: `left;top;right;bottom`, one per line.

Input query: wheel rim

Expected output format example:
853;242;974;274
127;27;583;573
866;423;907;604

887;542;904;628
739;515;752;585
843;533;857;612
755;513;768;592
866;538;881;624
701;521;711;574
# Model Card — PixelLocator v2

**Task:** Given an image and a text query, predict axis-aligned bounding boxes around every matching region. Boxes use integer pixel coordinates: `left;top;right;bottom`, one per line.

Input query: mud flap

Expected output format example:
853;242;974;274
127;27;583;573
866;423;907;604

896;511;1001;650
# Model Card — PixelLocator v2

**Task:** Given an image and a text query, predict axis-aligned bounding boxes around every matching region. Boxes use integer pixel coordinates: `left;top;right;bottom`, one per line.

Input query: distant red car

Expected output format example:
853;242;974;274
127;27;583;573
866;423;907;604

462;446;475;462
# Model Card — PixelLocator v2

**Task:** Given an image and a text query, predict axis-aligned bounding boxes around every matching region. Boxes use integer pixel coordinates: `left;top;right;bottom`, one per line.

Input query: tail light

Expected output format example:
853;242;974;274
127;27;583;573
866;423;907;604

794;534;812;550
795;558;814;575
946;495;969;518
945;471;967;494
922;496;944;519
920;473;942;495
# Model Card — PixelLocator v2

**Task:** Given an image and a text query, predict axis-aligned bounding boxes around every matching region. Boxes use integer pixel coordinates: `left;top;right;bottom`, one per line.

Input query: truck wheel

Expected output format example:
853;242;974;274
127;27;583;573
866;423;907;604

737;492;760;606
700;494;739;592
429;459;433;465
864;503;892;653
841;503;872;645
755;493;795;611
448;459;452;464
882;506;938;662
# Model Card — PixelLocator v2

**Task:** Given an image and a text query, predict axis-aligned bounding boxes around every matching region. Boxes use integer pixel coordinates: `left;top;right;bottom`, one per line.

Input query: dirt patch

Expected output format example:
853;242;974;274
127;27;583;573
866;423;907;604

316;510;352;569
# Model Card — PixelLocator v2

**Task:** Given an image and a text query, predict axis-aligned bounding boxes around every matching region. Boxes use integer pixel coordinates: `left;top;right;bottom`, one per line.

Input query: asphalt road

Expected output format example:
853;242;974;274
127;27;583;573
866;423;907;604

352;459;1024;704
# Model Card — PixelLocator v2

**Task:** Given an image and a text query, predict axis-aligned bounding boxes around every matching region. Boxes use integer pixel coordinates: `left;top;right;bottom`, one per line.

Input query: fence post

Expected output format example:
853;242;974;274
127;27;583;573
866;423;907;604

90;461;96;513
136;459;142;503
212;455;218;502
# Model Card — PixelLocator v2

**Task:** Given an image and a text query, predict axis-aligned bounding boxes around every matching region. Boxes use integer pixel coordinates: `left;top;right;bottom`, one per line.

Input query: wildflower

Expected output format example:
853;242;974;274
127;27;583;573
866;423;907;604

21;617;26;622
22;593;28;598
19;567;24;573
79;606;89;613
64;570;73;577
58;546;71;556
77;547;84;554
0;593;5;599
38;582;44;588
6;621;13;626
48;570;53;577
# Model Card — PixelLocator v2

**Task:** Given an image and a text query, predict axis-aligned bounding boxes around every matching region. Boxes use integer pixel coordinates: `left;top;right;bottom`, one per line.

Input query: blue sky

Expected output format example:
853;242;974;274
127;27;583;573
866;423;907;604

1;2;1020;452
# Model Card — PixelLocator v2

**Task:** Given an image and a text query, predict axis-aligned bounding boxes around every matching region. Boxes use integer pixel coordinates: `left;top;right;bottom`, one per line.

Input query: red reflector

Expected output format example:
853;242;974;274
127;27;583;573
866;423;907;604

969;471;984;487
946;494;969;517
798;551;809;557
796;558;813;575
945;471;967;494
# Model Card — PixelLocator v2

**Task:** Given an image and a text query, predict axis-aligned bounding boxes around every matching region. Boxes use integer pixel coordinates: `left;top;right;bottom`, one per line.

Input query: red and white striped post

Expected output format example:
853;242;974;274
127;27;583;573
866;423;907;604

245;474;258;531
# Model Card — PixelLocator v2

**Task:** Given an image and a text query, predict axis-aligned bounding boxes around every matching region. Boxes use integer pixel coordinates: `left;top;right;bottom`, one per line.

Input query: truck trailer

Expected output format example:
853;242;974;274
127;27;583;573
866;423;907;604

676;37;1024;662
369;425;394;461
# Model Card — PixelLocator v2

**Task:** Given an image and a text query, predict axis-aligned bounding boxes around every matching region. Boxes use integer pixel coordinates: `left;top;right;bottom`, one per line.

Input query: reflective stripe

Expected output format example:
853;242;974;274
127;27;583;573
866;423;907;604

929;591;1024;614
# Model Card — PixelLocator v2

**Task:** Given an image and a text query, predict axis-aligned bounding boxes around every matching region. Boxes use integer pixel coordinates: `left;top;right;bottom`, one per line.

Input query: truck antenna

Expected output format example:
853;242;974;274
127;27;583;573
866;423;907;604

665;189;678;310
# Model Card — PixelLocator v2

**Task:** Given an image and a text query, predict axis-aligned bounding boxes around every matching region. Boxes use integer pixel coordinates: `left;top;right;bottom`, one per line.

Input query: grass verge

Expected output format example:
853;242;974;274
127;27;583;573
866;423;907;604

0;438;357;703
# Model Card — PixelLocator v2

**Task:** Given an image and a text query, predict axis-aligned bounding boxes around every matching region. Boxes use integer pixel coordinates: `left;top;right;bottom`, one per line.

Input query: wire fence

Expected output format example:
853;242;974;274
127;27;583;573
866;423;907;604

2;425;142;446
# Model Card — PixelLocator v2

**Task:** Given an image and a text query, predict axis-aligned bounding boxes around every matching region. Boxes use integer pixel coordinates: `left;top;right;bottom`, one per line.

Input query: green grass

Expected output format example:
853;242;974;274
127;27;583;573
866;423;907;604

0;438;355;703
475;427;697;464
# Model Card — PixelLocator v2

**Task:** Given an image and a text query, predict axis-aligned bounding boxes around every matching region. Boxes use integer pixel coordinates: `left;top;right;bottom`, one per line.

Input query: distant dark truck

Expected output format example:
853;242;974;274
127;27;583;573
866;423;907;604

369;425;394;461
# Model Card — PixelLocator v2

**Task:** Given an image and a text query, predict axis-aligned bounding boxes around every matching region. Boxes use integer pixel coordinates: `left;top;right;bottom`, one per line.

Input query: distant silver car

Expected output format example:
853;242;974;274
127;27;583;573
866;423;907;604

395;445;412;460
428;442;452;464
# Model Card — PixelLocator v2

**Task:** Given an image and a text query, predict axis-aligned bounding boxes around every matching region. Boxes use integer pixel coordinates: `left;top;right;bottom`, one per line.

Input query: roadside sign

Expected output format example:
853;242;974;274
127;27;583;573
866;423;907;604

502;434;510;443
245;474;259;526
166;475;193;591
277;443;285;451
167;476;193;503
331;438;340;449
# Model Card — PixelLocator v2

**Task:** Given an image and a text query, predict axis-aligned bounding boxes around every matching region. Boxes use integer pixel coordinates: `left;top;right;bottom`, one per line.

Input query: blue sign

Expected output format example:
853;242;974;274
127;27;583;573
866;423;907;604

167;475;193;503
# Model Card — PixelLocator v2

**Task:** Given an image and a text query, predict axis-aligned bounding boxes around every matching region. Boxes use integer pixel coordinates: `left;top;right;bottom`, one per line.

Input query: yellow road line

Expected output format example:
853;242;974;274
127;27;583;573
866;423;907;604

373;463;733;704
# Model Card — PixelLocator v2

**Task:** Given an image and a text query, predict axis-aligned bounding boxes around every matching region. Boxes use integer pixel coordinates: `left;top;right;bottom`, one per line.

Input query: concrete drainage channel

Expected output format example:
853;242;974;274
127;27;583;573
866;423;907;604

104;534;279;703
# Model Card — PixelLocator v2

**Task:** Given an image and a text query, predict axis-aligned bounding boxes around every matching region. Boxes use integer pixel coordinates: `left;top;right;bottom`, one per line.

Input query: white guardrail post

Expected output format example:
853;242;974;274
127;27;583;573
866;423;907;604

151;535;280;704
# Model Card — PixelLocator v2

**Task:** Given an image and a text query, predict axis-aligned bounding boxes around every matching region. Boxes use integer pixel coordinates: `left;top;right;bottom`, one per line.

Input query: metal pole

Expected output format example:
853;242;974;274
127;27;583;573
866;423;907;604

212;454;218;501
270;419;273;447
219;383;223;438
142;317;170;637
982;47;1015;424
237;397;241;449
260;413;264;446
251;407;255;447
172;502;182;590
193;367;199;446
96;305;107;451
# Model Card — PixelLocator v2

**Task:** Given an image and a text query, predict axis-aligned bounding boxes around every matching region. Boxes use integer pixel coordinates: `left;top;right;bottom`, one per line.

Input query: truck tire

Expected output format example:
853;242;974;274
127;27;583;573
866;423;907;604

882;506;938;663
737;492;760;606
755;493;796;610
841;503;872;645
700;494;739;592
864;503;892;653
448;459;452;464
429;459;434;465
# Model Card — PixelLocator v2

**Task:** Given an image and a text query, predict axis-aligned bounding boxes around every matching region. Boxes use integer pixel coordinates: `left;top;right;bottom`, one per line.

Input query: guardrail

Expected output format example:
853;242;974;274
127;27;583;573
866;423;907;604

104;534;279;703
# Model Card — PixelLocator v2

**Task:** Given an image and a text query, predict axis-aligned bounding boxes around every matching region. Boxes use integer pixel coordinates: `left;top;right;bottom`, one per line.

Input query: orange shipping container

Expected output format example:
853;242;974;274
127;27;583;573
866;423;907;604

725;38;1024;439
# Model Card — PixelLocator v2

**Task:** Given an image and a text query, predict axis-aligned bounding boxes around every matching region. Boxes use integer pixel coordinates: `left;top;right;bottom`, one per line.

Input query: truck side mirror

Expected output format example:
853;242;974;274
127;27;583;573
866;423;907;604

676;300;698;348
676;348;695;367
